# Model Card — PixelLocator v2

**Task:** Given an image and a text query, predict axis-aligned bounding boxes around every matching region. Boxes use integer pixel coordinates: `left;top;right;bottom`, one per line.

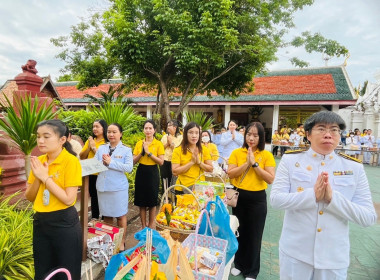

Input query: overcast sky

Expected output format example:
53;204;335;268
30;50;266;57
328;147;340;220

1;0;379;88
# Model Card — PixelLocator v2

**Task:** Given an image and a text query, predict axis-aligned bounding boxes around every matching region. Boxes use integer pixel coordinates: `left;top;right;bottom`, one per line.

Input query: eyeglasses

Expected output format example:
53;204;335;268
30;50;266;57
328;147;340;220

312;127;340;136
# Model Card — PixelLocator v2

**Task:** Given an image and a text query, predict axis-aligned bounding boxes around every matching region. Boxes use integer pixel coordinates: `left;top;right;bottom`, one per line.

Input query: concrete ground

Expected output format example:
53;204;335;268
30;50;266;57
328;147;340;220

89;160;380;279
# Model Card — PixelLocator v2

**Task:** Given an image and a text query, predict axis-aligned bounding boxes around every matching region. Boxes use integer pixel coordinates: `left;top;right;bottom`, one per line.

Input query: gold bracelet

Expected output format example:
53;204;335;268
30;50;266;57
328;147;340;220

44;175;53;185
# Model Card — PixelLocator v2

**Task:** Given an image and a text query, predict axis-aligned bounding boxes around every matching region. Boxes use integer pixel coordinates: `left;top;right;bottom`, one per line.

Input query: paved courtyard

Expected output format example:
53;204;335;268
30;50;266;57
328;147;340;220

229;160;380;280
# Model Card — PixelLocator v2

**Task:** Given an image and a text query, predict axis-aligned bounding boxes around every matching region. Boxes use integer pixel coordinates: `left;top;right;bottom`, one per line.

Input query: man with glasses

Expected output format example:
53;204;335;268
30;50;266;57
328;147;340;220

270;111;377;280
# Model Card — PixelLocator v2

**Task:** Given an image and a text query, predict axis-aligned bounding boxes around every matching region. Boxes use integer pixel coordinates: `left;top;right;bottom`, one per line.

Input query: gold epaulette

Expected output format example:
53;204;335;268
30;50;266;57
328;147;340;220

284;149;305;154
338;152;362;163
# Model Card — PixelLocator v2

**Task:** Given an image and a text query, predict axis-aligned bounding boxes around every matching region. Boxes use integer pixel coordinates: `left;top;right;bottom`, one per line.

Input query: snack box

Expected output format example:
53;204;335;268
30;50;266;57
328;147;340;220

88;219;124;254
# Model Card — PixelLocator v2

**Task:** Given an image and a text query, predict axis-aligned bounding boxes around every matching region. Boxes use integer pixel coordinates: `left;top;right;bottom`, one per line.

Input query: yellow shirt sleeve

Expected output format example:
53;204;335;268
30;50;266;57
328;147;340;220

157;140;165;156
133;140;143;155
171;146;181;164
209;143;219;161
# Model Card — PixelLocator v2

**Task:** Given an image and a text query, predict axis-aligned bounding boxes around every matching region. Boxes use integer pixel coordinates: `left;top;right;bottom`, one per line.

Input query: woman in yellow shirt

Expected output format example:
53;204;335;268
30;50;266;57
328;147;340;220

133;120;165;229
228;122;276;280
172;122;213;188
79;119;108;219
160;120;183;187
25;120;82;280
201;130;219;161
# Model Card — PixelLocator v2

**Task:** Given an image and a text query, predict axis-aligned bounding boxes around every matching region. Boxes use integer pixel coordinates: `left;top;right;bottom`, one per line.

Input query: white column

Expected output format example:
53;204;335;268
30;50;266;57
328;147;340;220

182;106;188;126
363;107;375;131
224;105;231;128
332;104;339;113
351;111;364;131
374;113;380;139
146;105;152;119
272;105;279;132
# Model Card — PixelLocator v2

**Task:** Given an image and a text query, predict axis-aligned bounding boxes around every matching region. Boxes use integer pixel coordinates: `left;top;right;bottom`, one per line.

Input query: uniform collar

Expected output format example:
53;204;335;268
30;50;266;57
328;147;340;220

307;147;336;161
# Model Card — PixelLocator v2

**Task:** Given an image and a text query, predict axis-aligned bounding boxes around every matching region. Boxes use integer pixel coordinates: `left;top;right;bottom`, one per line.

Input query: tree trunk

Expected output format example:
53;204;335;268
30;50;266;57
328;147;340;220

159;79;171;125
24;154;31;178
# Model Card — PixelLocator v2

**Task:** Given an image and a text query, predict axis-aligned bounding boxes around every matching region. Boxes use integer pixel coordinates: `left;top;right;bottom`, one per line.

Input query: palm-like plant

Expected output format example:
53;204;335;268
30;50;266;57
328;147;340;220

0;93;58;175
91;101;145;135
185;111;215;131
0;193;34;279
84;84;133;106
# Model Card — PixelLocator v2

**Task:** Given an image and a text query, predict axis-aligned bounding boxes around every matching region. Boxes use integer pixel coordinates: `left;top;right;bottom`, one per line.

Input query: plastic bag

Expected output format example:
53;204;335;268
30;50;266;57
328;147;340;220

105;228;170;280
87;233;115;267
199;196;238;263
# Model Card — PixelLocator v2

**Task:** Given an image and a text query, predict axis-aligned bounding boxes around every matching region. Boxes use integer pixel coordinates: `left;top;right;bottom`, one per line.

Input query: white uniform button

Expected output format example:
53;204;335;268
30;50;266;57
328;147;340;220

317;228;322;232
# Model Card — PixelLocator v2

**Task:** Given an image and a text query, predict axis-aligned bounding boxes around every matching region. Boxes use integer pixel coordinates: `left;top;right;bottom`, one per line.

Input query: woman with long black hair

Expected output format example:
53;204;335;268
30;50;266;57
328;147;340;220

80;119;108;219
133;120;164;229
228;122;276;280
25;120;82;280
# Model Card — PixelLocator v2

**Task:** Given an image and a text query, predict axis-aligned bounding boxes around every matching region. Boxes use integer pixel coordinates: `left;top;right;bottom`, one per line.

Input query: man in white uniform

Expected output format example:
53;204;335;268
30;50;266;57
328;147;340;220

270;111;377;280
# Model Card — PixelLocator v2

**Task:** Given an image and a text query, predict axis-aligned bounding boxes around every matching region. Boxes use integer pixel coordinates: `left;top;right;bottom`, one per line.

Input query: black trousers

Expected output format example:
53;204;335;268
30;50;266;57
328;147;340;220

89;174;100;219
272;145;279;156
232;189;267;279
33;206;82;280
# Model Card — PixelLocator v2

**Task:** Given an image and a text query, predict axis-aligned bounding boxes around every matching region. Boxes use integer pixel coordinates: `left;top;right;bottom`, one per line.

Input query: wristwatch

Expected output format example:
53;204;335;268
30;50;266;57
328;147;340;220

147;152;153;157
252;162;259;168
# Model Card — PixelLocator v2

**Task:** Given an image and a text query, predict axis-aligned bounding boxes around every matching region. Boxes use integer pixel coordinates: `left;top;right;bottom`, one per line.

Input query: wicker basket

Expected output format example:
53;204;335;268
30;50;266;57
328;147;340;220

156;184;201;242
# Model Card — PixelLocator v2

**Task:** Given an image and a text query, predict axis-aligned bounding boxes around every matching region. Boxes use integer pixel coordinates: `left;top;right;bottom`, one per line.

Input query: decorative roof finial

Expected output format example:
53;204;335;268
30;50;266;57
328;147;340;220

21;59;38;74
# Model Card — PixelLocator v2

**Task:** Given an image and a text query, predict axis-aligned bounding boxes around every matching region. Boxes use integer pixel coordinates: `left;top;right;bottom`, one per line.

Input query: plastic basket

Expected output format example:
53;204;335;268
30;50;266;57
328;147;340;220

182;209;227;280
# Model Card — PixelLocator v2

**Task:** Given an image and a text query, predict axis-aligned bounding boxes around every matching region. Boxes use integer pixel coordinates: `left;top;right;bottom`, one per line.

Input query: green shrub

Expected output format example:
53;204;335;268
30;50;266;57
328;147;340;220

58;110;96;141
0;193;34;280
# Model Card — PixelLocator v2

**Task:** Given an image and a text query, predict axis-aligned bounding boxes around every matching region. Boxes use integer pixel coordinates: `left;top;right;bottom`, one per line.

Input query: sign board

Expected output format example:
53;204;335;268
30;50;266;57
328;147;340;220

80;158;108;177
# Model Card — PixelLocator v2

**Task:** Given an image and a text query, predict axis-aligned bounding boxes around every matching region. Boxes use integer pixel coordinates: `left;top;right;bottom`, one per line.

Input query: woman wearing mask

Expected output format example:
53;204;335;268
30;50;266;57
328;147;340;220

227;122;276;280
95;123;133;251
160;120;183;186
201;130;219;161
25;120;82;280
220;120;244;160
133;120;165;229
80;119;108;219
172;122;213;189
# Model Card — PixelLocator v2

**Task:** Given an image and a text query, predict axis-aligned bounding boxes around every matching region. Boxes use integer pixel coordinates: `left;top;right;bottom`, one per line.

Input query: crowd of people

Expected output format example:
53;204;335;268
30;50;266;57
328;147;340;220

24;112;377;280
272;125;379;165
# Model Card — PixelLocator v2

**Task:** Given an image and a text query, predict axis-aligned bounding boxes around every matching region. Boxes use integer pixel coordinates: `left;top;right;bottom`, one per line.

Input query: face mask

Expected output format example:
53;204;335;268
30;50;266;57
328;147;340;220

202;136;210;143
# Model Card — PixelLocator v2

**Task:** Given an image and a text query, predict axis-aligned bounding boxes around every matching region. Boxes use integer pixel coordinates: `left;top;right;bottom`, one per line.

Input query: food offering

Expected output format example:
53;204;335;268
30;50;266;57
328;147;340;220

193;181;225;209
156;194;200;230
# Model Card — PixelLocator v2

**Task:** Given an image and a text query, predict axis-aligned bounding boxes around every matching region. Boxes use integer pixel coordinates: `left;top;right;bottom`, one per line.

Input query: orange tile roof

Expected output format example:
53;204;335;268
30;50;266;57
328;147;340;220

56;73;336;99
251;74;335;95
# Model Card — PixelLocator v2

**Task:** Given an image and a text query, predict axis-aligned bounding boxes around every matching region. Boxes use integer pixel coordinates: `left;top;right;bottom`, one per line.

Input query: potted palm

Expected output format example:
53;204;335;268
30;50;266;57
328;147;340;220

0;93;58;176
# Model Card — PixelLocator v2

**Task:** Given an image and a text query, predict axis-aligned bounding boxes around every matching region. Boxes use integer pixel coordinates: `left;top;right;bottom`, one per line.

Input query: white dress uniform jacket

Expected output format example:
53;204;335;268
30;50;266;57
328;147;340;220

270;148;377;269
95;142;133;192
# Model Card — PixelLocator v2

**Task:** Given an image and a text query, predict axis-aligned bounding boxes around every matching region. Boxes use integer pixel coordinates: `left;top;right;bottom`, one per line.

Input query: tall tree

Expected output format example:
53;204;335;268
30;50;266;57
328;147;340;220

51;0;348;122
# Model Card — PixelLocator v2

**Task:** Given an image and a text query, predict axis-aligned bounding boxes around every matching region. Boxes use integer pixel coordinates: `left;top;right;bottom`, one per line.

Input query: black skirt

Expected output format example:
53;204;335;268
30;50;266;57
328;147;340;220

134;163;160;207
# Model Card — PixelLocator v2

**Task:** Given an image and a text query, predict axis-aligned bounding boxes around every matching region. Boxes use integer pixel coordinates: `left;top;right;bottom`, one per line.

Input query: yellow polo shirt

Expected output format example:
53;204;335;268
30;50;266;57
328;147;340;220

272;134;281;141
229;148;275;191
172;146;211;187
133;138;165;165
81;138;106;159
202;143;219;161
27;148;82;212
281;133;290;141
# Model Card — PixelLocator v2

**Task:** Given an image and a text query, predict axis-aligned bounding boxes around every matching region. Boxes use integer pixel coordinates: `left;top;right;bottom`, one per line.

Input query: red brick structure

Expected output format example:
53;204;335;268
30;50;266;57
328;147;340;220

0;60;61;196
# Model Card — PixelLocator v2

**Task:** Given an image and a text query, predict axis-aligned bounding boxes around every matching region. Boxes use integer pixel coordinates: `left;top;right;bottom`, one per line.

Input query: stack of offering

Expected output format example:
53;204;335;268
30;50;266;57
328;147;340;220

156;194;200;230
193;181;225;208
